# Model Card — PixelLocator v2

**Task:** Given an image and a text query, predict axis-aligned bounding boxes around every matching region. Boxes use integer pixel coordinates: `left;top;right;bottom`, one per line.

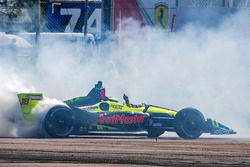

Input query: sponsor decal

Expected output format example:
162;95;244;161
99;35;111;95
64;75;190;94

21;97;30;105
80;106;98;111
87;106;99;110
110;104;123;110
29;95;43;100
21;94;42;105
95;114;145;125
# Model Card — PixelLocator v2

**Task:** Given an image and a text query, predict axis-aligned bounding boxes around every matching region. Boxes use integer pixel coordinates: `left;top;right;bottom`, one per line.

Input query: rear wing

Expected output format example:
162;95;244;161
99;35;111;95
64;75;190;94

17;93;43;120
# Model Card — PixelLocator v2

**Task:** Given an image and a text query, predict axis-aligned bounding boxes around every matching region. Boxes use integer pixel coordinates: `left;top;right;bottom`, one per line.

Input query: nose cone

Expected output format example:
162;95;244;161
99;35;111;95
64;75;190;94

206;118;237;135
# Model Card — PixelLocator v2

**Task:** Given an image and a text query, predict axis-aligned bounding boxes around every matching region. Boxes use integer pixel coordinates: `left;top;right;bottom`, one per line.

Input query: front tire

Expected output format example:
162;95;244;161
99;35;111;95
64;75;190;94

43;105;75;138
175;108;205;139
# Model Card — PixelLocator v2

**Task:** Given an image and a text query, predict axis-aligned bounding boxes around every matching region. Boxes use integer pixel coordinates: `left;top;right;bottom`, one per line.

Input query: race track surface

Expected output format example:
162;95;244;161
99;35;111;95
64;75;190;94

0;136;249;167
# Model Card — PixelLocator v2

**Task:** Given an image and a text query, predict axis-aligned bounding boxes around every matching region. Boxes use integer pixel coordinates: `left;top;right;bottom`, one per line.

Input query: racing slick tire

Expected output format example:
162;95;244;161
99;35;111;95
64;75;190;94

147;128;165;138
175;108;205;139
43;105;75;138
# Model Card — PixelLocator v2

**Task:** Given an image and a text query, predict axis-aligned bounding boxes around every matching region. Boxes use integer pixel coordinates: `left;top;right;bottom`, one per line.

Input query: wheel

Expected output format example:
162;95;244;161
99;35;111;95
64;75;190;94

43;105;75;137
147;128;165;138
175;108;205;139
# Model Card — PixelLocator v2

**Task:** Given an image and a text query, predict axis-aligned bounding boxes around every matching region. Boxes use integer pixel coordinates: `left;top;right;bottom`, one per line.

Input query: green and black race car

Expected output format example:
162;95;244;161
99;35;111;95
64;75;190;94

18;81;236;139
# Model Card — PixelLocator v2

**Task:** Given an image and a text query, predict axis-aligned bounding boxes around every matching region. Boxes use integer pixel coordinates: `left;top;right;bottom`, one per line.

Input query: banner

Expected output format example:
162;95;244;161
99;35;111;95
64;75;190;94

46;0;102;36
154;3;168;30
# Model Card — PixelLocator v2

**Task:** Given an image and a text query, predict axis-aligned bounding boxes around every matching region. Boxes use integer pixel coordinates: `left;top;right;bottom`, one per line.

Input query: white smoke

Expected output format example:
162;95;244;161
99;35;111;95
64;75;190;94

0;9;249;137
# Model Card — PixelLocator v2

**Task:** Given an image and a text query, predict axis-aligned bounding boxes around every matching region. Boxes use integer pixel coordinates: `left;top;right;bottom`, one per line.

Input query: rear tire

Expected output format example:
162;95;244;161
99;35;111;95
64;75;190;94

43;105;75;138
175;108;205;139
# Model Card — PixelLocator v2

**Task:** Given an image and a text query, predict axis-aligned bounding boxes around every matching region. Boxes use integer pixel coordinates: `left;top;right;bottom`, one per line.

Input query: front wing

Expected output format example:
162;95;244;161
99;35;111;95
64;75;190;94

205;118;236;135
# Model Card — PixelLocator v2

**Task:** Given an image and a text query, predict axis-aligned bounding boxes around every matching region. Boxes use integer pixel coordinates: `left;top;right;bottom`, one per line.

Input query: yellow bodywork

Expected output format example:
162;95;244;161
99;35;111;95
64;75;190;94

80;101;177;117
17;93;43;121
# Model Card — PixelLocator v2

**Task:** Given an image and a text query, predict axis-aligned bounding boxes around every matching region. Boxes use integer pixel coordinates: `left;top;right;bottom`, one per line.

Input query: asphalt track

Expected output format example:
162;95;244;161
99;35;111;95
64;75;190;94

0;135;249;167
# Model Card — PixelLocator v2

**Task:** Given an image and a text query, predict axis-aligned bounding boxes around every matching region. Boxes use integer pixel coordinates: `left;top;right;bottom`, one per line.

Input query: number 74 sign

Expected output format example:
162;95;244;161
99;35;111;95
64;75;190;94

46;1;102;36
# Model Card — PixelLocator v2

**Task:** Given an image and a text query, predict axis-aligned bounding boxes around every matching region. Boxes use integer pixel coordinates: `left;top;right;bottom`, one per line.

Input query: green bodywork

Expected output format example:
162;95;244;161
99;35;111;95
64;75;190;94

77;101;177;116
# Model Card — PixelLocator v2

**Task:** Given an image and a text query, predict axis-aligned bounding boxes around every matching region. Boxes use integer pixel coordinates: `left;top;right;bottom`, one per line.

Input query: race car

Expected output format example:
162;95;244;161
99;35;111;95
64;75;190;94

17;81;236;139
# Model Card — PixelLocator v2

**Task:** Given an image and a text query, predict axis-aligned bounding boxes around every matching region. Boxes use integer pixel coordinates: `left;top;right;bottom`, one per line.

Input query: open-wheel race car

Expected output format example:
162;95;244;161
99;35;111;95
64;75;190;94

18;81;236;139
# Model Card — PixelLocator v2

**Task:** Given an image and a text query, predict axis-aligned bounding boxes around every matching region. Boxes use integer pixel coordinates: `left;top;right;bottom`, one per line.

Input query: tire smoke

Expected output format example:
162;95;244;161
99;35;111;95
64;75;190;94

0;10;249;137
